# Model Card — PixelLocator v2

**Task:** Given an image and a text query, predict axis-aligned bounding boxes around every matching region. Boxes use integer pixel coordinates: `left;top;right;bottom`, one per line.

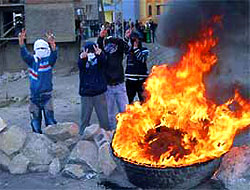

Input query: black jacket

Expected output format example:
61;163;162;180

97;36;129;85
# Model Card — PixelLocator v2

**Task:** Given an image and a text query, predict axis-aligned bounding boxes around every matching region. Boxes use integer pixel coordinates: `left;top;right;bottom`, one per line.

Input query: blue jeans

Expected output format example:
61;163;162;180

105;82;129;129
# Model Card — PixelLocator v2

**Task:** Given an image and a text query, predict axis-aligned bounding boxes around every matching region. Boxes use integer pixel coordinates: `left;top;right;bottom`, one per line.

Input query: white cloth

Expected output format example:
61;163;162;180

87;53;96;62
33;39;51;60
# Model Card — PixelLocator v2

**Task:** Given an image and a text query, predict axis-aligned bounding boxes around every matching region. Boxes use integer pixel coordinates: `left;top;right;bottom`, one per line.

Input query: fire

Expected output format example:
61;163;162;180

112;18;250;167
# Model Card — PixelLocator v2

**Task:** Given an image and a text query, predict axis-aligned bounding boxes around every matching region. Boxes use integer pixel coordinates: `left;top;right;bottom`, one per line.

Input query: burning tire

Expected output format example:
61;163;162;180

111;148;221;189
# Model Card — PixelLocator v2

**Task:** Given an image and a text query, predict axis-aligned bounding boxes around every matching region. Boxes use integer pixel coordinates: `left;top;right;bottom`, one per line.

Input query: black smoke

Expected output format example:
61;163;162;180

156;0;249;104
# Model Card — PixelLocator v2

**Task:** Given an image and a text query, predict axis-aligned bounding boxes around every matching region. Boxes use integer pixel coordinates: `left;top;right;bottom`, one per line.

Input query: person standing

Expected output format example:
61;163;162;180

78;42;109;135
18;29;58;134
97;30;130;129
149;20;158;43
125;32;149;103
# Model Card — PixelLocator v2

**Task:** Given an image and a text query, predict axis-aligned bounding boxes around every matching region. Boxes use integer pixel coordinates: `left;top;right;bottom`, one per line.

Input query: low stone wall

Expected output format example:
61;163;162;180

0;118;117;178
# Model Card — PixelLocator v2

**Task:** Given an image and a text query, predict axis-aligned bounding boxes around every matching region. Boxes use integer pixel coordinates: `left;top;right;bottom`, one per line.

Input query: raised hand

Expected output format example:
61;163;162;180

93;45;102;55
80;48;88;59
46;31;56;50
18;28;26;46
100;29;107;38
125;29;132;39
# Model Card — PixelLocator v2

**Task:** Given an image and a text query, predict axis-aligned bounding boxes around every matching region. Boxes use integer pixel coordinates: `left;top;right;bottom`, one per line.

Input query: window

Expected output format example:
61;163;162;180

148;5;152;16
157;5;161;15
86;4;92;14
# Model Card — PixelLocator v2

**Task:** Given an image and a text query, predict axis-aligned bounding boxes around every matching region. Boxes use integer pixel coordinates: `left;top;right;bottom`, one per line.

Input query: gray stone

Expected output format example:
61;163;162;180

28;165;49;173
68;140;99;172
8;153;30;174
216;146;250;190
22;133;54;165
0;151;10;171
64;137;80;150
93;128;111;148
0;126;27;156
44;122;79;142
49;158;61;176
62;164;85;179
82;124;100;140
98;142;117;176
48;141;70;163
0;117;7;133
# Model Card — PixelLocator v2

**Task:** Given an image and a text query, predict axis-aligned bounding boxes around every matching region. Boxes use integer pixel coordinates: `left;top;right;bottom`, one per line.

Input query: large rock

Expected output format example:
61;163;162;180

62;164;85;179
44;122;79;142
68;140;99;172
216;146;250;190
8;153;30;174
82;124;101;140
64;137;80;151
98;142;117;176
0;151;10;171
93;128;111;148
0;117;7;133
49;158;61;176
22;133;54;165
0;126;27;156
48;141;70;164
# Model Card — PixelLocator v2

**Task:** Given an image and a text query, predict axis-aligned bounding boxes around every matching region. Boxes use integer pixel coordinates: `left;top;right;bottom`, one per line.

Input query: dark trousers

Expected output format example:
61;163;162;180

126;79;145;104
79;93;109;135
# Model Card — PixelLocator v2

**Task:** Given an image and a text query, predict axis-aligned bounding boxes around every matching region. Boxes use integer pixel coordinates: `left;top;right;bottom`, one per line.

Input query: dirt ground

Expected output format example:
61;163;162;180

0;41;249;190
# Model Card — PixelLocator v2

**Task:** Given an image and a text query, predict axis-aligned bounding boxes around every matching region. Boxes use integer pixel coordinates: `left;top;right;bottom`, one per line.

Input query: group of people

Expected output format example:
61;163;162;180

79;18;158;44
126;19;158;43
18;27;149;135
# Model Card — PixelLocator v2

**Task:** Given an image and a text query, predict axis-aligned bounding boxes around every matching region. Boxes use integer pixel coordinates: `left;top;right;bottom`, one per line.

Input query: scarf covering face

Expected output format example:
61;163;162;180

86;53;97;68
33;39;51;60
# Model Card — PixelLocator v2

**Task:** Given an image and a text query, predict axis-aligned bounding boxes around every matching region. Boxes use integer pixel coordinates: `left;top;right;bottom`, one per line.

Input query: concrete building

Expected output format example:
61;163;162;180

103;0;124;23
122;0;140;21
139;0;166;23
119;0;166;23
74;0;99;23
0;0;99;74
103;0;114;23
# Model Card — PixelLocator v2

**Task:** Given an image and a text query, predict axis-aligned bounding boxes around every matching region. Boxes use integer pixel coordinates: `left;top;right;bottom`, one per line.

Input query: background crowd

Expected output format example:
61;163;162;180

78;18;158;44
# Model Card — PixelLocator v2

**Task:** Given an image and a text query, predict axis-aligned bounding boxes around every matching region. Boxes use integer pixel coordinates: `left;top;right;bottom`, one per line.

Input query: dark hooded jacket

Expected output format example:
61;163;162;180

97;36;129;85
78;41;107;96
125;32;149;77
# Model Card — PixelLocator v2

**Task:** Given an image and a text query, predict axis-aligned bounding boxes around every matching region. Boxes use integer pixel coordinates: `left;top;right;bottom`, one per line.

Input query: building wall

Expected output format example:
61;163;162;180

105;10;113;23
74;0;99;21
139;0;166;22
25;1;76;44
122;0;140;22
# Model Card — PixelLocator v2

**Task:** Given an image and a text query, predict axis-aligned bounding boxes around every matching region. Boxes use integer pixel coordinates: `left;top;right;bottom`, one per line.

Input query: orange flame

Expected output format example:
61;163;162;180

112;18;250;167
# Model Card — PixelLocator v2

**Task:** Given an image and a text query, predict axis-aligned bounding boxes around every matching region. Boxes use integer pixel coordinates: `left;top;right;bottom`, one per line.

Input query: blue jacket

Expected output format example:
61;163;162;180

20;45;57;98
78;51;107;97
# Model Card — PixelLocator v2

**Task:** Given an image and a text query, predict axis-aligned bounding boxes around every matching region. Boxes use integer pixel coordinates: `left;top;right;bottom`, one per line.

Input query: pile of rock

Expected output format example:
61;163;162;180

0;117;117;179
